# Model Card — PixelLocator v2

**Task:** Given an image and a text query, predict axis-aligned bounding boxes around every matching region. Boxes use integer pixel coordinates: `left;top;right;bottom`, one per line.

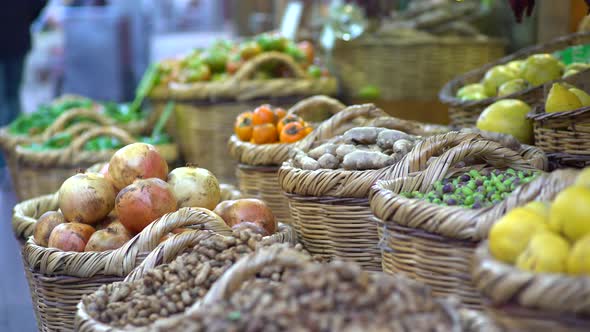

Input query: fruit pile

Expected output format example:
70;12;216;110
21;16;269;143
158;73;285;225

33;142;278;252
234;105;311;144
456;53;588;101
155;33;328;86
545;82;590;113
489;168;590;275
401;169;539;209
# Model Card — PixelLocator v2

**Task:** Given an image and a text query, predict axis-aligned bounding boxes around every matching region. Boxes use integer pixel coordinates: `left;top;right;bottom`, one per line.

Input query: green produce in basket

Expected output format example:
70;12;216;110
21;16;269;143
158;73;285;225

9;98;94;135
400;168;539;209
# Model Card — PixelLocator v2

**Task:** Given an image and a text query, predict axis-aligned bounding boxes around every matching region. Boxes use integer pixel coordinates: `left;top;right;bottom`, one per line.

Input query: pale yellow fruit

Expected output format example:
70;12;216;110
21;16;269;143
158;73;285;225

567;235;590;275
522;201;551;220
516;231;570;274
563;69;579;78
506;60;525;76
522;54;563;86
545;83;583;113
489;208;548;264
497;79;529;97
549;186;590;242
565;62;590;72
476;99;533;144
575;167;590;187
457;83;486;99
569;88;590;107
482;65;519;96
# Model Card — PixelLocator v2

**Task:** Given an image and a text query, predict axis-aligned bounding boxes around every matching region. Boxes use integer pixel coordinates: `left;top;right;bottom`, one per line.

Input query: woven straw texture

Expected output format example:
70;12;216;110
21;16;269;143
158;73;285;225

370;139;548;309
278;104;451;271
11;126;179;201
440;32;590;127
334;35;505;101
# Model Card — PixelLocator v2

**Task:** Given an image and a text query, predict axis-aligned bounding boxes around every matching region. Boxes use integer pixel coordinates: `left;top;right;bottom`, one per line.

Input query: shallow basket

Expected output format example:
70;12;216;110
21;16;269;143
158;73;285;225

334;34;505;101
228;95;346;223
148;52;337;185
278;104;450;271
12;126;179;201
440;32;590;127
370;139;551;309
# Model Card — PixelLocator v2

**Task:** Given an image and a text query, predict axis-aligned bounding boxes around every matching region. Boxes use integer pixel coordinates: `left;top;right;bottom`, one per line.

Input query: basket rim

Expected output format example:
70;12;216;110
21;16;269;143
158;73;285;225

439;31;590;106
528;104;590;121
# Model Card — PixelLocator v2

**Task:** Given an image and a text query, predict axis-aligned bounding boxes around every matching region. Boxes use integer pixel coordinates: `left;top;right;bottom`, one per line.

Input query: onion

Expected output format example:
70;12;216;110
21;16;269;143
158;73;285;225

116;178;177;233
48;223;95;252
59;172;116;225
167;166;221;209
214;198;277;235
108;143;168;190
33;211;66;247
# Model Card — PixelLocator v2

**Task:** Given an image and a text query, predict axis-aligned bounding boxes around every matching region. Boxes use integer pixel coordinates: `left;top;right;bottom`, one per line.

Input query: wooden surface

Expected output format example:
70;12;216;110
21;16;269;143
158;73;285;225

350;99;451;125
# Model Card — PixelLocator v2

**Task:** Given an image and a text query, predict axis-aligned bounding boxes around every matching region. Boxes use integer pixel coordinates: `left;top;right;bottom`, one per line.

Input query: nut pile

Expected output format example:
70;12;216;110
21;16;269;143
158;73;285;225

294;127;417;170
153;253;457;332
82;230;304;328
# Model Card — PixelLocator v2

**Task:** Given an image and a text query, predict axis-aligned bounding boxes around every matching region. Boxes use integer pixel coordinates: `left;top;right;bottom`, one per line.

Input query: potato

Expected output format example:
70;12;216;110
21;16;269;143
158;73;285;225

33;211;66;247
48;223;95;252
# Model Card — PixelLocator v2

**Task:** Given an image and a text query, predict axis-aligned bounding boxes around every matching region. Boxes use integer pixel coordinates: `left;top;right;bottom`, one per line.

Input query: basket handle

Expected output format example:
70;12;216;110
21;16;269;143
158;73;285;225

201;246;309;305
61;122;99;138
232;52;307;82
42;107;111;139
69;126;137;153
287;95;346;120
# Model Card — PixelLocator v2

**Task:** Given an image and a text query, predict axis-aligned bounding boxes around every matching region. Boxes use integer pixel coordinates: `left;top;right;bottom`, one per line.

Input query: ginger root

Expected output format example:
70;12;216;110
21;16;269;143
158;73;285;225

377;129;412;149
343;127;385;145
393;139;414;155
308;143;337;159
318;154;340;169
336;144;357;159
295;154;320;170
342;151;395;170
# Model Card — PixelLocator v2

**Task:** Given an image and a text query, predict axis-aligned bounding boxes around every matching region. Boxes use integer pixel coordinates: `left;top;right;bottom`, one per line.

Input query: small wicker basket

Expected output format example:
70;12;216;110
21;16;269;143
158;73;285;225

12;126;179;201
440;32;590;127
149;51;338;185
228;95;346;223
370;138;550;309
278;104;450;271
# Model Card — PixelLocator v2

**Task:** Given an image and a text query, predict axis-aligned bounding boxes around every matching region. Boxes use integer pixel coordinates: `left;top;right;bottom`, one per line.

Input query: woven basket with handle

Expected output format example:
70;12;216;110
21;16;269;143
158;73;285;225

440;32;590;127
278;103;450;271
12;126;179;201
148;52;337;185
370;137;549;309
228;95;346;224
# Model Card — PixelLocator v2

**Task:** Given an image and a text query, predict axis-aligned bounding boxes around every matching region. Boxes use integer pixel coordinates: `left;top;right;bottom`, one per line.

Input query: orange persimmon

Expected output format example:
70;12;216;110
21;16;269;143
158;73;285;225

251;123;278;144
234;112;254;141
274;107;287;121
277;114;303;134
280;122;308;143
252;105;276;126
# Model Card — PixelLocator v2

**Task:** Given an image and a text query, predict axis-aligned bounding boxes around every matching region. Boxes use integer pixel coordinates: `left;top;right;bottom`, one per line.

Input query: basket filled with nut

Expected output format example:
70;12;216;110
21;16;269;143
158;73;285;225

472;168;590;332
278;103;450;271
370;134;549;309
134;245;498;332
147;35;337;184
228;95;346;223
16;141;295;331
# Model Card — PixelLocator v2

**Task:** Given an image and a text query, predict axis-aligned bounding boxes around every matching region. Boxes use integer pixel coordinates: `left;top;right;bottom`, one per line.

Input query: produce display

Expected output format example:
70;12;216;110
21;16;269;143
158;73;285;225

456;53;589;101
400;169;539;209
153;33;328;87
23;131;171;152
544;82;590;113
489;167;590;274
152;248;460;332
294;127;417;170
475;99;533;144
81;234;302;328
234;105;311;144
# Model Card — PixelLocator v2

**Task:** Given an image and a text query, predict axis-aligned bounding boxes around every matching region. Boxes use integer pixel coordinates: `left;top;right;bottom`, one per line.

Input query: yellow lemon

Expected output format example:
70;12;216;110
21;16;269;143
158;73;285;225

563;69;579;78
489;208;548;264
546;83;583;113
476;99;533;144
549;186;590;242
497;79;529;97
569;88;590;107
522;201;551;220
575;167;590;187
522;54;563;86
506;60;525;76
457;83;486;98
482;65;519;96
565;62;590;72
516;231;570;274
567;235;590;275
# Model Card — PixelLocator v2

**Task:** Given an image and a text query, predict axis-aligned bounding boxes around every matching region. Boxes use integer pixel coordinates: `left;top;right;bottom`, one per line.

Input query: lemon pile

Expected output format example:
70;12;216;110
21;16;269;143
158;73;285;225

489;168;590;275
545;82;590;113
456;54;590;102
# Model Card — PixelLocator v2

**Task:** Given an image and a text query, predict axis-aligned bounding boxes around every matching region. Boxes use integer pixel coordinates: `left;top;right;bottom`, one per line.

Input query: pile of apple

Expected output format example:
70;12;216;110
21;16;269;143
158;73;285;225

33;143;278;252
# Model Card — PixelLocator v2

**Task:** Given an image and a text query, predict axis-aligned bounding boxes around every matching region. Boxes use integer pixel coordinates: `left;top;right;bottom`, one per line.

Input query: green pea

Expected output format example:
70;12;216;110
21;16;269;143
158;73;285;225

496;183;507;192
433;198;442;204
462;187;473;196
464;196;475;205
468;181;477;190
469;169;480;178
492;194;501;201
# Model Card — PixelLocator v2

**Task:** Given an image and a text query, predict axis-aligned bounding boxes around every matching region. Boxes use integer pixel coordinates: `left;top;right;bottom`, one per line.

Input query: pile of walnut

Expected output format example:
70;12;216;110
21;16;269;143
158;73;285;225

82;230;306;329
294;127;418;170
153;249;458;332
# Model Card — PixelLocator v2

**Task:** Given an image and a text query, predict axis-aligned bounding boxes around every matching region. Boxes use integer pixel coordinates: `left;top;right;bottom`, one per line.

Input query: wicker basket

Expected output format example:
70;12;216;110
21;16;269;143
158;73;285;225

278;104;450;271
440;32;590;127
370;138;549;309
334;35;505;101
148;52;338;185
12;126;179;201
228;95;346;223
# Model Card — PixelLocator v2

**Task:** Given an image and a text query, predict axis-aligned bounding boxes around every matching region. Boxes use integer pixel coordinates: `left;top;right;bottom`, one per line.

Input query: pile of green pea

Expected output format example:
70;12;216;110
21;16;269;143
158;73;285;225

400;168;539;209
25;133;171;152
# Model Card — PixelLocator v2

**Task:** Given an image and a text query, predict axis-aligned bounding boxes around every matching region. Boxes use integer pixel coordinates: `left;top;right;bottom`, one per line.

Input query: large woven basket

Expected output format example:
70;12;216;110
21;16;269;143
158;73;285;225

440;32;590;127
148;52;337;185
370;138;549;309
278;104;450;271
334;35;504;101
12;126;179;201
228;95;346;223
